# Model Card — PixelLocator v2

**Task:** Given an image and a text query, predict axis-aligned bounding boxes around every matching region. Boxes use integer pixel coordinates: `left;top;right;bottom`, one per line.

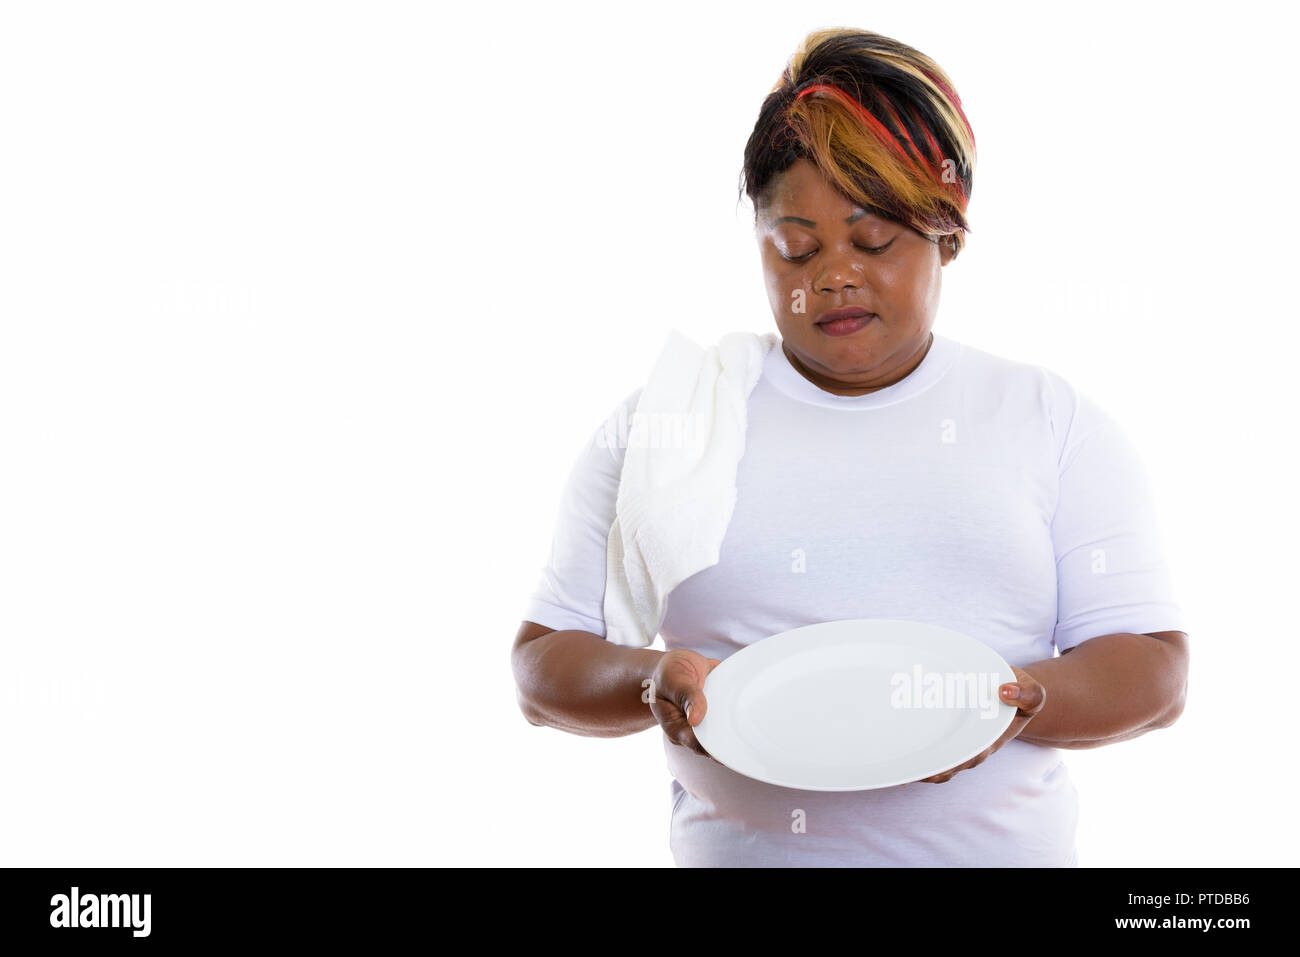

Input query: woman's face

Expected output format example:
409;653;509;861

756;158;955;396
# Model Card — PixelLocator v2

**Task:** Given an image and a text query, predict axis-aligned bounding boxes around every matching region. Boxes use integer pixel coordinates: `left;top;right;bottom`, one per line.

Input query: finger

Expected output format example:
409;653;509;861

919;762;963;783
658;707;711;757
681;730;709;757
1006;667;1047;713
670;717;706;755
1000;679;1045;717
682;689;709;726
963;752;989;771
677;709;717;760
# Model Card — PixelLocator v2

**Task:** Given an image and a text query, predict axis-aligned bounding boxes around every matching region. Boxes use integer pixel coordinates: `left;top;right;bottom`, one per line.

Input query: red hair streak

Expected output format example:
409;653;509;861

794;83;922;177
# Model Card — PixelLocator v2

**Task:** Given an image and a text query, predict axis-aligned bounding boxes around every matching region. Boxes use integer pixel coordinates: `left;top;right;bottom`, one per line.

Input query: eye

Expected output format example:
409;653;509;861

779;238;894;263
856;239;895;255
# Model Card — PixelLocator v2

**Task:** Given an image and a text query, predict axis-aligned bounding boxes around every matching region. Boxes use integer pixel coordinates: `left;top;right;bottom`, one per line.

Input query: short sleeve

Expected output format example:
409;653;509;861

520;389;640;637
1048;381;1187;653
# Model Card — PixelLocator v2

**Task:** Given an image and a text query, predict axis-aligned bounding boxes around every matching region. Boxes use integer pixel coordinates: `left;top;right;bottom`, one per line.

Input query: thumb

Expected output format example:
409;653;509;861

1000;677;1045;716
683;687;709;726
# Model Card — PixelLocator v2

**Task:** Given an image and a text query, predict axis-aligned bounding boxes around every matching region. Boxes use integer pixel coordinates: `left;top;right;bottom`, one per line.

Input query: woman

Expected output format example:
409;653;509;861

511;27;1189;867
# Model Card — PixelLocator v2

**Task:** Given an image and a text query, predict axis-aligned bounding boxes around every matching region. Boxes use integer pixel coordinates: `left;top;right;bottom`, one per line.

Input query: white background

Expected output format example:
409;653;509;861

1;0;1294;866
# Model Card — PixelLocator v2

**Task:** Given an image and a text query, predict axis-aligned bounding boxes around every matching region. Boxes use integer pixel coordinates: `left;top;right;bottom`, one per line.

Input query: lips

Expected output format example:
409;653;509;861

814;307;876;337
815;306;873;325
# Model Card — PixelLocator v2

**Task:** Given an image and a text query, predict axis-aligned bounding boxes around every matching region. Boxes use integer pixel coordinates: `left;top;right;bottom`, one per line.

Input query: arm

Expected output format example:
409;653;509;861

513;389;675;738
511;620;664;737
1015;630;1188;749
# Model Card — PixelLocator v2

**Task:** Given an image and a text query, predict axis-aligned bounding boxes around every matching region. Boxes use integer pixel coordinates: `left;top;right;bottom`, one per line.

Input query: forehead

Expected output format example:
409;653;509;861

759;160;892;227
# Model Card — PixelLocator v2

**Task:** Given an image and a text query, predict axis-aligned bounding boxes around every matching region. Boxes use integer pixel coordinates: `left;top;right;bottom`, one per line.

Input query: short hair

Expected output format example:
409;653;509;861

740;27;976;256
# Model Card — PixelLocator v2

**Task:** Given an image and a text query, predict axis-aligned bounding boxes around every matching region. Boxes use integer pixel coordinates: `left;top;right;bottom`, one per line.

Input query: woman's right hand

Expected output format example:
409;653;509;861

648;649;722;759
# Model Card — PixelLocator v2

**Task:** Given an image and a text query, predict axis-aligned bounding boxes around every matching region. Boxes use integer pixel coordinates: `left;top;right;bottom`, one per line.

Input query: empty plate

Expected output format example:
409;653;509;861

692;618;1018;790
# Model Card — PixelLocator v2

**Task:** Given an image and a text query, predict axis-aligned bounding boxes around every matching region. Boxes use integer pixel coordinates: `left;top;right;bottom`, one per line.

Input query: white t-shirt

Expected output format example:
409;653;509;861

523;331;1186;867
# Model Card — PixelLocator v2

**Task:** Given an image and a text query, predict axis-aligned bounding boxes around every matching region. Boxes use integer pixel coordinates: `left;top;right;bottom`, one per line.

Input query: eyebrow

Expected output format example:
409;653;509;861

769;208;892;228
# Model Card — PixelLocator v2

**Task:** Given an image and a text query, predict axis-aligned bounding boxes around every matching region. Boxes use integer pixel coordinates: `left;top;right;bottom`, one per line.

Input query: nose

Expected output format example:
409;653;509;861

814;248;866;295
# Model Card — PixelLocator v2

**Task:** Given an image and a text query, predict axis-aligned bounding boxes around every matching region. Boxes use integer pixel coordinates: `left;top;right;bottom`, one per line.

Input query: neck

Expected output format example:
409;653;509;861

783;331;934;396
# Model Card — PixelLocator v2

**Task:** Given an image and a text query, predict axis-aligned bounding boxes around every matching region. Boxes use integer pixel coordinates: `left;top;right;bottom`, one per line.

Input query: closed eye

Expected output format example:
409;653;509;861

780;239;895;263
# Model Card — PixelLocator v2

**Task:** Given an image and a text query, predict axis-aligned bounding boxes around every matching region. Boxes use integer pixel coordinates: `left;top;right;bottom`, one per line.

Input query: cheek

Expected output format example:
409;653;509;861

881;262;936;314
764;266;807;313
912;261;943;314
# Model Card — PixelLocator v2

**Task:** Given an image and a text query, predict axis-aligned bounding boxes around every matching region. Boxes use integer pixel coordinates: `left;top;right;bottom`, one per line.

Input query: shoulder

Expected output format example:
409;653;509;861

952;338;1069;399
951;338;1118;470
590;328;774;458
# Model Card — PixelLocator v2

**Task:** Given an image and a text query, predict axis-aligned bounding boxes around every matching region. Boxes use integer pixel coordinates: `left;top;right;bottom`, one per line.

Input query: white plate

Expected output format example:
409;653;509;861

693;619;1018;791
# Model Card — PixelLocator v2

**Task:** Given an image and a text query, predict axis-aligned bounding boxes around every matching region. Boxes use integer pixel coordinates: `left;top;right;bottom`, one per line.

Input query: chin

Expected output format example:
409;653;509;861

804;336;881;370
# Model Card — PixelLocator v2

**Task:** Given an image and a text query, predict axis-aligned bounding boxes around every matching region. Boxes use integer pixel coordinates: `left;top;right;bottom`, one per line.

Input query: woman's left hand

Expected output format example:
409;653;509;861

915;666;1046;784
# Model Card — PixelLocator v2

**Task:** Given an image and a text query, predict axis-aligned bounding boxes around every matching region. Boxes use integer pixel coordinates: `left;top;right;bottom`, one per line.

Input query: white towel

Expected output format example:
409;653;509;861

601;328;780;647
